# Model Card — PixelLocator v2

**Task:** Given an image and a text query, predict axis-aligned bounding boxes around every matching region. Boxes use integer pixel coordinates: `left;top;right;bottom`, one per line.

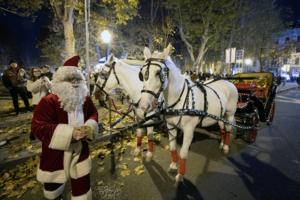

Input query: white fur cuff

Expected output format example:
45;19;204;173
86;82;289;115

72;189;92;200
49;124;74;150
70;157;92;179
44;184;65;199
84;119;98;135
37;167;67;183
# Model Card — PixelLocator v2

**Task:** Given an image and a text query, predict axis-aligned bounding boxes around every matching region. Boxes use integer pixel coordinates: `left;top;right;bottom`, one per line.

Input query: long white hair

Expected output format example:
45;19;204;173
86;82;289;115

52;67;89;112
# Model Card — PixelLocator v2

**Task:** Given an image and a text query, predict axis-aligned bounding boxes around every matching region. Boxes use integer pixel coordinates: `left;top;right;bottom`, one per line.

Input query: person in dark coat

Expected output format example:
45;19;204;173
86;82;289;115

2;60;31;115
296;75;300;86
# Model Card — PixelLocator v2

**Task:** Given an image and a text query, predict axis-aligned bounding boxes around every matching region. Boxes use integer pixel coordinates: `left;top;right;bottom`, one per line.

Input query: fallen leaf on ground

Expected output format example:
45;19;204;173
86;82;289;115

134;165;145;176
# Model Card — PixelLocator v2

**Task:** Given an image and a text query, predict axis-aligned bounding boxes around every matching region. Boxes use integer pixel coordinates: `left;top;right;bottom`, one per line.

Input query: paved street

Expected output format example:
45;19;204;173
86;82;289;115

9;87;298;200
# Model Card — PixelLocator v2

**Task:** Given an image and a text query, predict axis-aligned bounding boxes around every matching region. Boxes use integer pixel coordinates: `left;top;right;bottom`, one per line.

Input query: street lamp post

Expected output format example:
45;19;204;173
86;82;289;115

101;30;112;60
84;0;90;94
244;58;253;72
100;29;114;174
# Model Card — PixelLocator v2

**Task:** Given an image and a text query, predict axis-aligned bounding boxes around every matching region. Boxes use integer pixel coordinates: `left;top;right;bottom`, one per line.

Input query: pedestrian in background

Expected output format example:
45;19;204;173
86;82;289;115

26;67;51;107
2;59;31;115
40;65;53;80
296;75;300;87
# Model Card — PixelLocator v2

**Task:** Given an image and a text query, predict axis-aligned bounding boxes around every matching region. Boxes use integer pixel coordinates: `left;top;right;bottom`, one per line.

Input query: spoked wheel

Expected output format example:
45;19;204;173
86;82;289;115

266;102;275;125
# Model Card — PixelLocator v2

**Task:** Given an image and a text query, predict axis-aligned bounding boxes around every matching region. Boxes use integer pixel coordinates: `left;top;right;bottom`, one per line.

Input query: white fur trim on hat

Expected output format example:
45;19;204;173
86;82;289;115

52;66;85;83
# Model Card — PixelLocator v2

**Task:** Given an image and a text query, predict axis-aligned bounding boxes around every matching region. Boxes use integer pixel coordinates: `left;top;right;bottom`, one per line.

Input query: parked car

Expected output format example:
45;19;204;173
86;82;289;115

281;72;290;81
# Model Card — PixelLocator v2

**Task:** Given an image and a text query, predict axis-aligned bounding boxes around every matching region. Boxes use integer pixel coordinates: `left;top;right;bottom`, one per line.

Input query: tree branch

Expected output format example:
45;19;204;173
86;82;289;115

50;0;63;21
0;6;21;16
64;0;76;23
178;7;194;63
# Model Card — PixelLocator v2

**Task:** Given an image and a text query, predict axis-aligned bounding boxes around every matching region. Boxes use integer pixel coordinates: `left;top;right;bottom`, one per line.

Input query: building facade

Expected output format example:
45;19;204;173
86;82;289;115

277;28;300;79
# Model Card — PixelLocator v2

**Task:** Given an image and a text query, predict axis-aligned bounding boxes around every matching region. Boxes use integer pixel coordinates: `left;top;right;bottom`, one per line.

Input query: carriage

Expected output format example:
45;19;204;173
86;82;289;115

229;72;277;143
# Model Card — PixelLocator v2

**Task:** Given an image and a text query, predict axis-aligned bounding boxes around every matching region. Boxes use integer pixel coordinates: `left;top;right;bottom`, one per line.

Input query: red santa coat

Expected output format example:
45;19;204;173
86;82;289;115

32;93;98;184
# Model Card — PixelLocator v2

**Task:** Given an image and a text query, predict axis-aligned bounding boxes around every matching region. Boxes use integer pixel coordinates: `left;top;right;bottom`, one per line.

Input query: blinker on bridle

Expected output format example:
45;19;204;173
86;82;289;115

96;61;120;95
139;58;169;99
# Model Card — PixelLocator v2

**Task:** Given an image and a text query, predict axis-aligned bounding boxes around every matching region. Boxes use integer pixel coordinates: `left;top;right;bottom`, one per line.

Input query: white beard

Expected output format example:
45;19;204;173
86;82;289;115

52;81;89;112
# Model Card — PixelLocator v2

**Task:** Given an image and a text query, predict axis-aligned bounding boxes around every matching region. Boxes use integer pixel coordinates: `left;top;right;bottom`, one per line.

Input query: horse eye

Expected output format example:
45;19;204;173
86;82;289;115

156;71;160;76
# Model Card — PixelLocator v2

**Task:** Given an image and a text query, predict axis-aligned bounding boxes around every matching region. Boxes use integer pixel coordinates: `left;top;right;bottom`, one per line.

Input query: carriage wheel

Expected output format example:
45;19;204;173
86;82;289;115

266;102;275;125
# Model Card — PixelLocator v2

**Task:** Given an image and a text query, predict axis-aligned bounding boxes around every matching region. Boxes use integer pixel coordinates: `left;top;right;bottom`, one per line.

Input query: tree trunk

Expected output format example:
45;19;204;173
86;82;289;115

63;20;76;59
50;0;77;60
194;25;209;74
194;44;207;74
179;26;195;64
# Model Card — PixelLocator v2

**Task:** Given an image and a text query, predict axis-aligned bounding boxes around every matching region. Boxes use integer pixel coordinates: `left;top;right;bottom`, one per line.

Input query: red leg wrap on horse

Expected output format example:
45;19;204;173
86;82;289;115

224;132;231;145
220;129;225;141
179;158;186;175
148;140;154;152
250;131;257;141
137;136;142;147
171;150;178;163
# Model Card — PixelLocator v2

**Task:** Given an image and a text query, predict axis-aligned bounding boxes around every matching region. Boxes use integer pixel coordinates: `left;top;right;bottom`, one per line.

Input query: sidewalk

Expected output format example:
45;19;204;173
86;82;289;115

276;82;299;93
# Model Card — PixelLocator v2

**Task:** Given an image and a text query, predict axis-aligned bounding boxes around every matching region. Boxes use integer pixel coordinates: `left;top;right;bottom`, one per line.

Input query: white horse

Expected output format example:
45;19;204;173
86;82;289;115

137;45;238;182
93;55;158;161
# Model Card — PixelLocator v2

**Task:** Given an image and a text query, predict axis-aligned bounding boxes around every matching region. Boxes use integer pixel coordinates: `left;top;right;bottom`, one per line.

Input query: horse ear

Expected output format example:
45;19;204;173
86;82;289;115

108;54;114;63
163;43;173;56
143;47;152;59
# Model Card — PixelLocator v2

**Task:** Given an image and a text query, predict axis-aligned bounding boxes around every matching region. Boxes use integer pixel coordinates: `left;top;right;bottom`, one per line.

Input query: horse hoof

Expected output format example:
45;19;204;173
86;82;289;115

175;174;184;183
133;148;141;156
222;145;229;154
145;151;153;162
219;141;224;149
168;162;178;173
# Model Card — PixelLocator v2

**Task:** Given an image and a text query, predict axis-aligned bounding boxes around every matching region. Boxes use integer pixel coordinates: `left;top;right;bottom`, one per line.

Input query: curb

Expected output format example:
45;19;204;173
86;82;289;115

277;86;299;94
0;131;121;170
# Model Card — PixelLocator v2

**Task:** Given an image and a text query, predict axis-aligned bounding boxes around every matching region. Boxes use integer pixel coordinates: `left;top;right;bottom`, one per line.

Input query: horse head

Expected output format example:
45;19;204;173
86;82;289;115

138;44;173;116
94;54;120;97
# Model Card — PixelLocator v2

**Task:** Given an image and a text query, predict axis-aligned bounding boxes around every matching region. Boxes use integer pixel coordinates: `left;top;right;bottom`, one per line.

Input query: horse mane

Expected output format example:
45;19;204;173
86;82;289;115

165;57;183;76
150;51;183;75
117;58;141;72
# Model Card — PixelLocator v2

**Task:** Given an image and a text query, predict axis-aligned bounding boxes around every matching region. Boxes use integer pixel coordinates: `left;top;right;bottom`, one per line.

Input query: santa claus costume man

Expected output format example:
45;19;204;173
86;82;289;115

32;55;98;200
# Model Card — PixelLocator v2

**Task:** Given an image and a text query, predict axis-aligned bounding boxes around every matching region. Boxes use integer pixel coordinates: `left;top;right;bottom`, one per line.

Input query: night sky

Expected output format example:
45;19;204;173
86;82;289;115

0;0;299;66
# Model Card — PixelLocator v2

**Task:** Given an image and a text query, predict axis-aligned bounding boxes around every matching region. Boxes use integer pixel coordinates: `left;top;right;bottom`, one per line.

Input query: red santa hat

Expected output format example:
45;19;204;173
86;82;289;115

52;55;85;82
63;55;80;67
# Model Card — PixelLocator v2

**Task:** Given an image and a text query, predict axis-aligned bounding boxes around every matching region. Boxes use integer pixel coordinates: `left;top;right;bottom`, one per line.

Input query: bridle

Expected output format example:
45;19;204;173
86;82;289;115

139;58;169;99
95;61;120;95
